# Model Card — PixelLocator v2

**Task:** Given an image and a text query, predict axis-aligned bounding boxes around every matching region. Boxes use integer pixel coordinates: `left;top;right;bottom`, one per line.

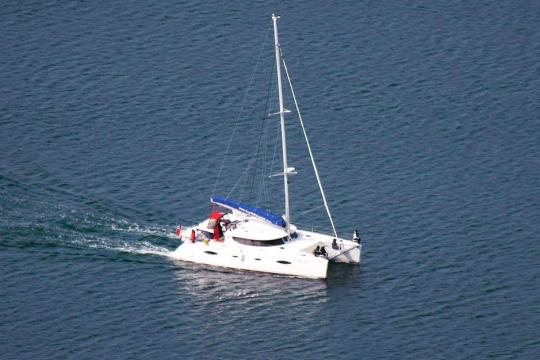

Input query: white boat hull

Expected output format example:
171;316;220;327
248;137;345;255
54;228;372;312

297;229;362;265
170;224;361;280
171;239;329;279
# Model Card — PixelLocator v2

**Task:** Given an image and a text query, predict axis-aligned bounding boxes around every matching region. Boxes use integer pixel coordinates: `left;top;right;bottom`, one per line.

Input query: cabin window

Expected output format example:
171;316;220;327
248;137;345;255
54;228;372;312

277;260;291;264
232;236;286;246
204;251;218;255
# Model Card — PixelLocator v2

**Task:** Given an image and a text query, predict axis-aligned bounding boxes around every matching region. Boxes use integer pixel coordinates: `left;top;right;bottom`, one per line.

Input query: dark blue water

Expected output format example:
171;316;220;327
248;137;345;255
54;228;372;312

2;1;539;358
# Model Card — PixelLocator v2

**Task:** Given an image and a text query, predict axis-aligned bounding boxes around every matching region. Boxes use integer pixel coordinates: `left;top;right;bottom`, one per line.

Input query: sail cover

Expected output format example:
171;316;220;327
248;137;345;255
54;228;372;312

211;195;286;228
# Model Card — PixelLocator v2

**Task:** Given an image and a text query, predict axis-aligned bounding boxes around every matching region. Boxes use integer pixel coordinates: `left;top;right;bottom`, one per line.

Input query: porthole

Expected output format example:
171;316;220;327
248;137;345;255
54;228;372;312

277;260;291;264
204;251;218;255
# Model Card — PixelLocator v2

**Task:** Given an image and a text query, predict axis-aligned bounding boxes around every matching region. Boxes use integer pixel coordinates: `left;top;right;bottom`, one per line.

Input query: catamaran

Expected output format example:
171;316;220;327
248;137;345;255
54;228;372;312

171;15;362;279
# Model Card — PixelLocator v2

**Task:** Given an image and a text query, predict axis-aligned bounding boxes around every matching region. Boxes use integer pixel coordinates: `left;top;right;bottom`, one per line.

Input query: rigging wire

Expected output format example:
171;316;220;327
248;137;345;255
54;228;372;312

247;112;268;201
227;49;278;207
256;62;277;206
280;51;339;238
268;115;280;176
211;28;271;197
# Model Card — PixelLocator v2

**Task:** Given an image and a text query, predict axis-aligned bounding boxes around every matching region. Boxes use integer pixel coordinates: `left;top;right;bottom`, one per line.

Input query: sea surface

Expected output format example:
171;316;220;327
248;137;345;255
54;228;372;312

1;1;539;359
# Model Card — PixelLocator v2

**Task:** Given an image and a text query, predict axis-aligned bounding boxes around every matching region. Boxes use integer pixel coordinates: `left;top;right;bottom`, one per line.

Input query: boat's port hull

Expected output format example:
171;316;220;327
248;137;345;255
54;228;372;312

171;241;329;279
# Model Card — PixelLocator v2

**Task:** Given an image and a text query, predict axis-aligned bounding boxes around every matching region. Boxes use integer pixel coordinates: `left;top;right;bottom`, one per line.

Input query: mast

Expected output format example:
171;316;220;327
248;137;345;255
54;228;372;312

272;14;291;235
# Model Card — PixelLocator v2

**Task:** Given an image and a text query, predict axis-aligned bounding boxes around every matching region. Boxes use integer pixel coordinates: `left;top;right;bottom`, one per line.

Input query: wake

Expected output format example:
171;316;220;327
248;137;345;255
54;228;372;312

110;240;173;257
108;221;179;257
110;220;178;239
72;219;180;259
80;237;175;258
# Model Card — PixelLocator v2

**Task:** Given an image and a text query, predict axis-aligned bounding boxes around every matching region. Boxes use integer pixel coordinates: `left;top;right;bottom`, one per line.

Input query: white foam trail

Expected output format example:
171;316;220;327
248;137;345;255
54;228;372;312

112;241;172;257
111;222;177;239
69;217;180;258
80;237;173;258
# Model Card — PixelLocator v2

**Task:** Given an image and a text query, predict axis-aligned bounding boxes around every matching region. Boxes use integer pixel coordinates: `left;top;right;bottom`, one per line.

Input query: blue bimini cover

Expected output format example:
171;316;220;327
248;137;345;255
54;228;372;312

211;195;286;228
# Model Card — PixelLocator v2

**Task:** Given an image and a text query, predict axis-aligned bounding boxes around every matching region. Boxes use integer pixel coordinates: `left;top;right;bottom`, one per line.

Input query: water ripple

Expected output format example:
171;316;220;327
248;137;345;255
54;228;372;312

2;0;540;359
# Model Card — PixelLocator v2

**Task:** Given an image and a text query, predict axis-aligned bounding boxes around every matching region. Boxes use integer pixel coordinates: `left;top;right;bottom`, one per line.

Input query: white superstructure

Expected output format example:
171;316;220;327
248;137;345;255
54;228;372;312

171;210;361;279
